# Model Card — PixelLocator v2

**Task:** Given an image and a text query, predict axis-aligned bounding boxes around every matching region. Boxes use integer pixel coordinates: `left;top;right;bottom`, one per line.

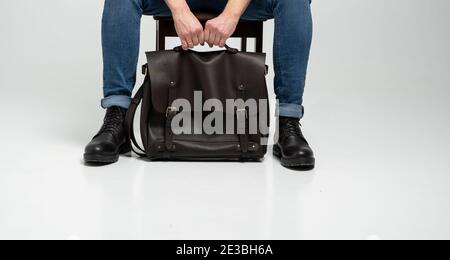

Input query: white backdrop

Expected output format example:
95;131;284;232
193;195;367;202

0;0;450;239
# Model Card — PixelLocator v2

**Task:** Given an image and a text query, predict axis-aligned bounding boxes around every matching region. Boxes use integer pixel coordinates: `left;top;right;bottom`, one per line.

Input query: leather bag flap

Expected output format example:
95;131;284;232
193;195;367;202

145;49;268;116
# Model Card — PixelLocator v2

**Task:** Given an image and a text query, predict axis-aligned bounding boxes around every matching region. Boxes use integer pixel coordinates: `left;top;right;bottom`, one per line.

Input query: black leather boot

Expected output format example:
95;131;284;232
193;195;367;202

273;117;315;168
84;107;131;164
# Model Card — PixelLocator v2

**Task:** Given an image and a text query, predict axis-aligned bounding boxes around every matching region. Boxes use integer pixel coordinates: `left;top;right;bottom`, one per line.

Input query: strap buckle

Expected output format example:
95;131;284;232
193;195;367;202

142;64;148;75
166;106;178;117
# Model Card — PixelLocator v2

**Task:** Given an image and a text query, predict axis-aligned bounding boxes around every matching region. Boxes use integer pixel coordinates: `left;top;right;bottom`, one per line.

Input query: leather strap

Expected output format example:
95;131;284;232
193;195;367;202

125;78;147;157
165;81;178;151
237;84;249;153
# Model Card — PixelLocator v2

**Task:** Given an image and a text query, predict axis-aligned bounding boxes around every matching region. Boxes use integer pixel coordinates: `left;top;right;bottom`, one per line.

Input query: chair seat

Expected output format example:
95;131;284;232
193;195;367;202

154;12;266;22
154;12;219;21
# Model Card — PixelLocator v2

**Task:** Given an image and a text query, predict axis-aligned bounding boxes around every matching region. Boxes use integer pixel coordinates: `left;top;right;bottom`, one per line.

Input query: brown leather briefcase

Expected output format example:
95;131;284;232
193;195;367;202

125;45;270;161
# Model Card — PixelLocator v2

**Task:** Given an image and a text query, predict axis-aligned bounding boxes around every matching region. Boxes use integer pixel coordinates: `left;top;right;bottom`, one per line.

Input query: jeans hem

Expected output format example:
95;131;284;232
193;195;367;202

276;103;304;119
101;95;131;109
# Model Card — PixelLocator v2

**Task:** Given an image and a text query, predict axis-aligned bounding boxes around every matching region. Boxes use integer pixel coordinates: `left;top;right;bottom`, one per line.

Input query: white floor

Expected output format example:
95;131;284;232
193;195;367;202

1;1;450;240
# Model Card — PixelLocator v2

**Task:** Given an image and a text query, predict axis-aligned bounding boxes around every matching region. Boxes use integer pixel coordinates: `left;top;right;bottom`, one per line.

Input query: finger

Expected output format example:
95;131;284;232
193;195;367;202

205;25;214;47
180;32;189;49
182;41;189;50
207;31;216;47
208;35;215;47
198;31;205;46
203;29;210;46
213;33;221;47
187;36;194;49
181;38;188;50
219;37;227;48
204;23;211;45
192;34;199;46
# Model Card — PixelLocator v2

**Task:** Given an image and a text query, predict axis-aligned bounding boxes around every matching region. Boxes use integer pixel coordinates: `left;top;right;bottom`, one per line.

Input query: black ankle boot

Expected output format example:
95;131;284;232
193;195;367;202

84;106;131;164
273;117;315;168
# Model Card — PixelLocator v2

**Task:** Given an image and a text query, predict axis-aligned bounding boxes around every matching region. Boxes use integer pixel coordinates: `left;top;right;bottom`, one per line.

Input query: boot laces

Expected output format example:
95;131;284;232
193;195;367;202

98;107;125;135
280;118;308;143
281;119;302;136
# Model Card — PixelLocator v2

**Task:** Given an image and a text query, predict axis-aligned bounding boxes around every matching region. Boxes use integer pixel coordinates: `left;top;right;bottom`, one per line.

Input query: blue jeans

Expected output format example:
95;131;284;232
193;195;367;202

101;0;312;119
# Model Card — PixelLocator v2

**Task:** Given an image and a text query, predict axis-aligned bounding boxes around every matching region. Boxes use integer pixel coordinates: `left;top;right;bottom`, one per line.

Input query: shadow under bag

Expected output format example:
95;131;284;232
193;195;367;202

125;45;270;161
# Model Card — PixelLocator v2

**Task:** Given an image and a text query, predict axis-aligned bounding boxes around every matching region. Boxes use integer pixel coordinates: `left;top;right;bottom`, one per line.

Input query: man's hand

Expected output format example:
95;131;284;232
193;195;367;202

166;0;251;49
204;13;239;48
165;0;204;50
173;9;204;50
204;0;251;47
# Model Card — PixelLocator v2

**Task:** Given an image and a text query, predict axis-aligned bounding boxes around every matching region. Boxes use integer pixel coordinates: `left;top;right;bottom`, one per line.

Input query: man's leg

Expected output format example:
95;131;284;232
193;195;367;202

85;0;171;164
272;0;312;119
101;0;171;109
242;0;313;119
243;0;315;168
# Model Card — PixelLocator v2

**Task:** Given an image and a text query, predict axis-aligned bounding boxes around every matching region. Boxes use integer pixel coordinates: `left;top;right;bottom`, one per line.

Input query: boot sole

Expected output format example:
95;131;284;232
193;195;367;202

84;142;131;164
273;145;315;168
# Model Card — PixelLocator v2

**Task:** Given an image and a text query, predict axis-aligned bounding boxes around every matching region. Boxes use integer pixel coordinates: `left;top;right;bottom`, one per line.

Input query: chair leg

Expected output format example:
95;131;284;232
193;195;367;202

255;23;264;53
241;37;247;52
159;35;165;51
255;38;263;53
156;21;165;51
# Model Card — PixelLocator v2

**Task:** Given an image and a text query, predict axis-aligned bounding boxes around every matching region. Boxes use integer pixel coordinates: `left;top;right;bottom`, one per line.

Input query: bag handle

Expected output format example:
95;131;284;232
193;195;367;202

125;79;147;157
173;44;238;54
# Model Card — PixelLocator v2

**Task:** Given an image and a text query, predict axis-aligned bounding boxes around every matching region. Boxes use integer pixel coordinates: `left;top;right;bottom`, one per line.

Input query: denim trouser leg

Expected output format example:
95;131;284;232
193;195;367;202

101;0;313;119
271;0;313;119
101;0;171;109
246;0;312;119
